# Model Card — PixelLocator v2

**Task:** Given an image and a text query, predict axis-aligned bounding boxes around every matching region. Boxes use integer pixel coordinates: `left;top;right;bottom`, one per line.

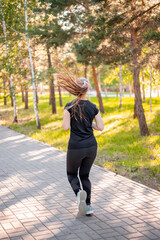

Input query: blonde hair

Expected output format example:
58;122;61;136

54;72;89;120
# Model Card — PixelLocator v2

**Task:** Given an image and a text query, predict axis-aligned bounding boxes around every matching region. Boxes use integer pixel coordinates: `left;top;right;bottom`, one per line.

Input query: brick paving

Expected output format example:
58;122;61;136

0;125;160;240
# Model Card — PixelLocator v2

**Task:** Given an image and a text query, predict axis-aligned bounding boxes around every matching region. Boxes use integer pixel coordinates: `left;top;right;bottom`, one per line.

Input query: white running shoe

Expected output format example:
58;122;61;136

86;205;94;216
77;190;87;216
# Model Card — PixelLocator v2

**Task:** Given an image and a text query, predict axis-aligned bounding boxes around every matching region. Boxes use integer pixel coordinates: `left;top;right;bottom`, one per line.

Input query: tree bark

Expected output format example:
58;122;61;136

8;79;13;106
84;65;87;78
40;82;43;95
92;66;104;113
11;96;13;107
130;1;149;135
157;87;159;98
133;63;149;135
24;0;40;129
149;66;152;112
55;48;63;107
3;76;7;105
142;71;145;103
119;65;123;108
129;81;132;97
58;86;62;107
46;45;56;114
24;89;28;109
131;27;149;135
75;61;80;78
49;85;51;105
1;0;18;122
133;101;137;119
35;80;39;104
20;78;25;102
116;87;118;97
32;44;39;104
86;65;91;100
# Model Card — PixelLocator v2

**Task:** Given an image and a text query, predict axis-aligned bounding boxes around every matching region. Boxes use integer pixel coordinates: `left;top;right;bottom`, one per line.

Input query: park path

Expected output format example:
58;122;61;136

0;125;160;240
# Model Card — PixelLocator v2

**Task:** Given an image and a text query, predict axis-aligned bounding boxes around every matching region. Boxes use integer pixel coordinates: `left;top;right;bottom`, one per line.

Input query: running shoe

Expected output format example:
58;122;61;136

77;190;87;216
86;205;94;216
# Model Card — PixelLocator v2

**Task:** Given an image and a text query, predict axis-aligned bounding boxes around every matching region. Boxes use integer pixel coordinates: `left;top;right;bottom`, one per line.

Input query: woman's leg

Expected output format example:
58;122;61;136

66;148;85;196
79;145;97;205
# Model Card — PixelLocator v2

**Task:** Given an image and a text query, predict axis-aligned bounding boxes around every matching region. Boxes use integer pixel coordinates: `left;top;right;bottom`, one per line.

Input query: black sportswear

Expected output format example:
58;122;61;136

64;100;99;149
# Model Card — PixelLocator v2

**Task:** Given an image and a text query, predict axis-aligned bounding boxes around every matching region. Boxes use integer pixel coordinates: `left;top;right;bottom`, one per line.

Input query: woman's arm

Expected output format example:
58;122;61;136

92;112;104;131
62;109;70;131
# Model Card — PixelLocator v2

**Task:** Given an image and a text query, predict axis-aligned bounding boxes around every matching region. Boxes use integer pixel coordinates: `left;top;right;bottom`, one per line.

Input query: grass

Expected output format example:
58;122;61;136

0;93;160;191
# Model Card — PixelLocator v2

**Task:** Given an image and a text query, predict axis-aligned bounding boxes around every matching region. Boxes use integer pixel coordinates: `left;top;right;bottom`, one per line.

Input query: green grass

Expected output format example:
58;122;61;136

0;94;160;191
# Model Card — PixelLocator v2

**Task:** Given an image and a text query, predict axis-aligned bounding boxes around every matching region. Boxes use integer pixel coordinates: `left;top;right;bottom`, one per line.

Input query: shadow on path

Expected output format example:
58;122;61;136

0;126;160;240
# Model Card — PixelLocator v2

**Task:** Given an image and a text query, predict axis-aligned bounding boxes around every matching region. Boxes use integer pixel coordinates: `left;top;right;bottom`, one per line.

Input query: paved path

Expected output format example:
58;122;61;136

0;125;160;240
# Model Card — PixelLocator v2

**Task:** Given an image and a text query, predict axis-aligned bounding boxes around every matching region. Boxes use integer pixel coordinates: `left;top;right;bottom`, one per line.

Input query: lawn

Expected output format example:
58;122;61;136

0;93;160;191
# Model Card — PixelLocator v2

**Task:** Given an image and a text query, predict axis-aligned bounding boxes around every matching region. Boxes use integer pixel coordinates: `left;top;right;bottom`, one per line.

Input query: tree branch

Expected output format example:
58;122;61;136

124;2;160;27
74;0;91;14
6;24;26;38
16;54;30;68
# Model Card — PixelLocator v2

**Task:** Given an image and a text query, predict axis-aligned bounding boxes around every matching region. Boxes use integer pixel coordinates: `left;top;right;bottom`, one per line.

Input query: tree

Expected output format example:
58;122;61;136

149;66;152;112
33;1;75;113
119;65;123;108
0;0;18;122
55;48;63;107
40;0;104;110
24;0;41;129
88;0;160;135
74;38;105;113
0;70;8;105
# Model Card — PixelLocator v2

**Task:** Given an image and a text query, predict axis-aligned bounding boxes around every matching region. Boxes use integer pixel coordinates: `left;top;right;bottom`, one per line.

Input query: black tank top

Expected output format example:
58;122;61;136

64;100;99;149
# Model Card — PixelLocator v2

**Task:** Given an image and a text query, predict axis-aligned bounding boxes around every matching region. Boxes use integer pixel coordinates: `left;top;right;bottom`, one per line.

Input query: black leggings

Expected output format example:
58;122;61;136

67;145;97;205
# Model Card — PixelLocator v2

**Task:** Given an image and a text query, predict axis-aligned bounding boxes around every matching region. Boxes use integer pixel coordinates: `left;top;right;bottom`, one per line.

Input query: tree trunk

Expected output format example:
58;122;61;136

40;82;43;95
116;88;118;97
11;96;13;107
32;44;39;104
142;71;145;103
75;61;80;78
131;27;149;135
24;0;40;129
119;65;122;108
55;48;63;107
46;45;56;114
4;96;7;105
58;86;63;107
92;66;104;113
133;79;137;118
133;99;138;118
1;0;18;122
97;68;102;92
8;79;13;106
20;78;25;102
24;89;28;109
133;61;149;135
149;66;152;112
35;79;39;104
87;66;91;100
3;76;7;105
130;1;149;136
129;81;132;97
49;85;51;105
84;65;87;78
157;87;159;98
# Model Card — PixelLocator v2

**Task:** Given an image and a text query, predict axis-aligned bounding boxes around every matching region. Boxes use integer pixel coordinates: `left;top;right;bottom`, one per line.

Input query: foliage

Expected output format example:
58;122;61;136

73;37;102;66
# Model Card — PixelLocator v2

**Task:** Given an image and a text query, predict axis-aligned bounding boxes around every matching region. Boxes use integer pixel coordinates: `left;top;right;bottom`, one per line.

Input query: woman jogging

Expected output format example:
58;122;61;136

55;73;104;216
